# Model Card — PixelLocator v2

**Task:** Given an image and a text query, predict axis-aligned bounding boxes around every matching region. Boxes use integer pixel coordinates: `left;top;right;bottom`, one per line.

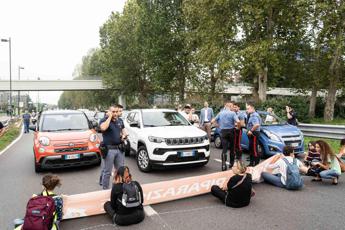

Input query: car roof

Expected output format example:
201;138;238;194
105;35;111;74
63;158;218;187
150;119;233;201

129;109;177;113
41;110;84;115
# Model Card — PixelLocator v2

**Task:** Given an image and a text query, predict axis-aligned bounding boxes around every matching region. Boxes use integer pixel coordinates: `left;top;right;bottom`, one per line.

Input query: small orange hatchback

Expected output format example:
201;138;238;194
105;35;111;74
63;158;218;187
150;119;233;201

30;110;101;172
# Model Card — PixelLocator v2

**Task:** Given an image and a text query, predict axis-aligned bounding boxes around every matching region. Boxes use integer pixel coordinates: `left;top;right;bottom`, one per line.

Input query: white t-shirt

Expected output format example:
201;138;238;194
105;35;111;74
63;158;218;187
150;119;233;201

267;156;303;185
204;109;209;122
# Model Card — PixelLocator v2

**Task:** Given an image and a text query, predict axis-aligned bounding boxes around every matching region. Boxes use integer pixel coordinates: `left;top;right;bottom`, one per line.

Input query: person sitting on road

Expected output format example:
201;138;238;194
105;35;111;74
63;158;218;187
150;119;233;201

304;141;322;176
338;138;345;159
211;160;254;208
262;146;308;189
0;121;5;137
104;166;145;226
311;140;341;185
14;174;63;230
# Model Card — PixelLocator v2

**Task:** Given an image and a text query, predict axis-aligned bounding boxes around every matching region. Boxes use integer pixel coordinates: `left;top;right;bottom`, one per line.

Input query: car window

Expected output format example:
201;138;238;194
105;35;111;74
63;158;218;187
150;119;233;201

142;111;190;127
126;112;134;123
259;112;285;126
133;113;139;122
41;114;90;131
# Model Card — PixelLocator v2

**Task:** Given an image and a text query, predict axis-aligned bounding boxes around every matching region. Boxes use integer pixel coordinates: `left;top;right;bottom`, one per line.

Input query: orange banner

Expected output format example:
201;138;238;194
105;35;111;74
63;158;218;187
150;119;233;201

62;156;275;219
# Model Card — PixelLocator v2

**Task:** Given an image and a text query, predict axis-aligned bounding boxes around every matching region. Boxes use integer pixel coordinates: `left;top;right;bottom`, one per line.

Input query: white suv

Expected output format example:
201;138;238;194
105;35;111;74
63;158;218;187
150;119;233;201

124;109;210;172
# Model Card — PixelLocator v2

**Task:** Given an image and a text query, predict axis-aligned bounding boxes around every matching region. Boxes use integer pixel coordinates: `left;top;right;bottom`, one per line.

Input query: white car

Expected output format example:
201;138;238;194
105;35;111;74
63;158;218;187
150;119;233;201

125;109;210;172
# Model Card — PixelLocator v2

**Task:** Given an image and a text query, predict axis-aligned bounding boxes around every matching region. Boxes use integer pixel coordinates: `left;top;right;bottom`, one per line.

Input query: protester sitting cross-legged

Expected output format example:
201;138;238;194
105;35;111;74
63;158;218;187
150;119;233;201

312;140;341;185
14;174;63;230
262;146;308;190
104;166;145;226
211;160;254;208
304;141;322;176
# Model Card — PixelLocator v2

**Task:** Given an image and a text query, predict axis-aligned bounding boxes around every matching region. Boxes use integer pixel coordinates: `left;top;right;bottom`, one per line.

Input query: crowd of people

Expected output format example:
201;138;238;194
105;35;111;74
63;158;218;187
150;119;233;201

12;102;345;229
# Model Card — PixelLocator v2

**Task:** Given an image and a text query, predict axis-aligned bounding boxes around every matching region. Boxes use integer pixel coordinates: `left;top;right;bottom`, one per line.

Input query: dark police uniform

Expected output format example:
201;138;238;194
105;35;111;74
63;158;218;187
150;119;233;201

215;109;239;170
247;112;261;166
234;111;246;160
99;117;125;190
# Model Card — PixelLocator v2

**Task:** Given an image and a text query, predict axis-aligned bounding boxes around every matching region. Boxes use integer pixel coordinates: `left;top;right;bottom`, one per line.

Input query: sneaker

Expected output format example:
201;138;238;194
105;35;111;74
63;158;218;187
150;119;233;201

332;177;338;185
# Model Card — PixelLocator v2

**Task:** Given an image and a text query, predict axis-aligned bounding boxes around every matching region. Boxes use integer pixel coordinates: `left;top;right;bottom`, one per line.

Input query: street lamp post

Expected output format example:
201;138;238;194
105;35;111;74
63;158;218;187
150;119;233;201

1;37;12;117
18;66;24;114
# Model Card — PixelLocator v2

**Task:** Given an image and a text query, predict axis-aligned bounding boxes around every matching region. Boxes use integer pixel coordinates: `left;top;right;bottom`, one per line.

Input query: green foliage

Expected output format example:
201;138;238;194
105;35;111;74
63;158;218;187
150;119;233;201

0;123;20;151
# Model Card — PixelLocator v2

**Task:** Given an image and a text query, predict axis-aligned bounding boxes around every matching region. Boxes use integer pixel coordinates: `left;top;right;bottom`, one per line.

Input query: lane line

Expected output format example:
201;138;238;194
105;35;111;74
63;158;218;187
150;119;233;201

214;158;230;165
0;125;24;156
144;205;158;216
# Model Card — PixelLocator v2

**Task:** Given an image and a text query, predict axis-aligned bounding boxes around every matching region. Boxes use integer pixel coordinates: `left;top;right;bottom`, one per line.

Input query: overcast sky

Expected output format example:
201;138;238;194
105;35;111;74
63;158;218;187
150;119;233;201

0;0;126;105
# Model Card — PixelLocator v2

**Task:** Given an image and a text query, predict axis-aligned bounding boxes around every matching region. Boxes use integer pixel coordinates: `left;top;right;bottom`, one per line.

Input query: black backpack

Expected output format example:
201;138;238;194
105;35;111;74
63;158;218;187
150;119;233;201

118;182;142;208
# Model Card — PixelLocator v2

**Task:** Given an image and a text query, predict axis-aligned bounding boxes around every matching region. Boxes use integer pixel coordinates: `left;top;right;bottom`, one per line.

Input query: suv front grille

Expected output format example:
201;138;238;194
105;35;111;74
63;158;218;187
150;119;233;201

54;147;88;153
165;137;205;145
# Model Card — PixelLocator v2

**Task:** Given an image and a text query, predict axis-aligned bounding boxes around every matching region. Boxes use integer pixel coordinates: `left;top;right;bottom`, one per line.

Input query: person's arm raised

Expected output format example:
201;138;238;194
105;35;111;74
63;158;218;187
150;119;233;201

100;111;113;132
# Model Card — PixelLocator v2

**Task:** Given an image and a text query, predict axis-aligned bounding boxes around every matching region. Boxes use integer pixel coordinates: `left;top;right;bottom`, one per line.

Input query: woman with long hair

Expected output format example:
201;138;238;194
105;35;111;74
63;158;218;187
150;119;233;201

312;140;341;185
103;166;145;226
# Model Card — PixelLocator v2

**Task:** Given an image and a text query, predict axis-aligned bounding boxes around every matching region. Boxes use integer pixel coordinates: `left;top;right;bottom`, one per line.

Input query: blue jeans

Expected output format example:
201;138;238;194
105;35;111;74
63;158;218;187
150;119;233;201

319;169;341;179
262;172;285;188
100;149;124;189
24;121;29;133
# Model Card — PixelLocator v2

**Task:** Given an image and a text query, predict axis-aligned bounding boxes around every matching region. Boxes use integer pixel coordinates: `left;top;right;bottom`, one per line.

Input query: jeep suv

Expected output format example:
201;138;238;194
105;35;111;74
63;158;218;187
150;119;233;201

124;109;210;172
212;111;304;157
31;110;101;172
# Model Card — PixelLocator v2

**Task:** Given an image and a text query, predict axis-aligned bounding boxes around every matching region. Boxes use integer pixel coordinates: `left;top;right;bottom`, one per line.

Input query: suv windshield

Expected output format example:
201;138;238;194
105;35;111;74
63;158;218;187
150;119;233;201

258;112;285;126
41;114;90;132
142;111;190;127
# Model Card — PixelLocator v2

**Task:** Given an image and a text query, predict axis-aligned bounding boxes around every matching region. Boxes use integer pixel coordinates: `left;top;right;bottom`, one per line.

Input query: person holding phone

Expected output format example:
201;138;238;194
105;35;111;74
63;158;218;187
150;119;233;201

286;106;297;126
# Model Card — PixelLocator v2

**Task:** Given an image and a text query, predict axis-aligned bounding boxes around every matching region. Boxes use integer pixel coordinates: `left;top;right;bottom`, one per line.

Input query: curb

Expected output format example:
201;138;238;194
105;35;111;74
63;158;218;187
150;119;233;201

0;125;24;156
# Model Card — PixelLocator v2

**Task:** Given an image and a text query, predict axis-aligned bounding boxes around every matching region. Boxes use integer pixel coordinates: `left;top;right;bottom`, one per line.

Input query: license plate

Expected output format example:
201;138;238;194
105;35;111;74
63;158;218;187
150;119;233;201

290;142;299;147
65;154;80;160
179;151;195;157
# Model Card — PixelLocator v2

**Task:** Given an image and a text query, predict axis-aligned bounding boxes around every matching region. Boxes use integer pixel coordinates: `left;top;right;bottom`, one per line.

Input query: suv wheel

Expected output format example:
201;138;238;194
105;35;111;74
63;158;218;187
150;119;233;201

34;156;42;173
137;146;152;172
214;135;222;149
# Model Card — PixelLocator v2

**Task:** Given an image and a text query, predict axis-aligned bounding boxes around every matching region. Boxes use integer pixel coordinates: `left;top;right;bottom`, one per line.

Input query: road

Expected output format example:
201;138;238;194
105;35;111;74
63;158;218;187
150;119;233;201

0;131;345;230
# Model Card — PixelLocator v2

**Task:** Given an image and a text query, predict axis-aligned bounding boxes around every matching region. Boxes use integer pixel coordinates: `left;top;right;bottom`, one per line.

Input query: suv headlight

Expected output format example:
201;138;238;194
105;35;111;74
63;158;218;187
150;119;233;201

148;136;165;143
89;133;97;142
39;136;50;146
262;130;280;142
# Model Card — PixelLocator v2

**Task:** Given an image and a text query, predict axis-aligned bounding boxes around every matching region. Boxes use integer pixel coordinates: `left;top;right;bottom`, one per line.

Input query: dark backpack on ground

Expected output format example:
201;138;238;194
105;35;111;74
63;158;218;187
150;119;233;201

283;158;304;190
22;195;56;230
119;182;142;208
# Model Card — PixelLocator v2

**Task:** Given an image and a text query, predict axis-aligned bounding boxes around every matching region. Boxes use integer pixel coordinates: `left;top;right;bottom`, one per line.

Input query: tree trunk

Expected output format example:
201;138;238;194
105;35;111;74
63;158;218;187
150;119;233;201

258;68;267;102
324;80;337;121
208;67;217;104
308;86;317;118
178;74;185;104
252;74;259;103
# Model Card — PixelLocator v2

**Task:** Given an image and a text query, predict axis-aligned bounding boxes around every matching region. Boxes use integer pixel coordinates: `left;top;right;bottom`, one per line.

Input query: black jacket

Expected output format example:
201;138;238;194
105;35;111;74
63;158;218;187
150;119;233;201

226;173;252;208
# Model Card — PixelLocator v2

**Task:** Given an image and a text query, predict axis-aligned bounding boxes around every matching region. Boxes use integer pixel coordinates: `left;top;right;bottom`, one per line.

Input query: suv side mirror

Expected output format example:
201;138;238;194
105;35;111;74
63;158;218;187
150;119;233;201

130;121;140;128
29;125;36;131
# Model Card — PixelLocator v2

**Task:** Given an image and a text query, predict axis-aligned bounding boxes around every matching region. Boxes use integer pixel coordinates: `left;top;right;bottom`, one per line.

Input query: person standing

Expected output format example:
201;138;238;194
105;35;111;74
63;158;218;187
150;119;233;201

99;105;126;190
286;106;297;126
0;121;5;137
200;101;214;140
233;102;246;160
22;110;31;133
212;101;239;171
246;102;261;166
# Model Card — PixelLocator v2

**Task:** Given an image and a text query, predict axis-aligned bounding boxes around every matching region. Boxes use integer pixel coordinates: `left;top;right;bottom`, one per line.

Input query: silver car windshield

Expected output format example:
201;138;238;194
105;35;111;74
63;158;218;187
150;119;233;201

41;114;90;131
142;111;190;127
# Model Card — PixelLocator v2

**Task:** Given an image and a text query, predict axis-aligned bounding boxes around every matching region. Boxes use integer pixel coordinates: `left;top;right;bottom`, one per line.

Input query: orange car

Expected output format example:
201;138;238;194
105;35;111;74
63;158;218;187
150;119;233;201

30;110;101;172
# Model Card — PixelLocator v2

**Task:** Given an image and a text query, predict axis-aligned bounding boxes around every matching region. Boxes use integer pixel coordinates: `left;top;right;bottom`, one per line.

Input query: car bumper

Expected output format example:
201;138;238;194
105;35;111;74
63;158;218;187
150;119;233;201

39;152;101;169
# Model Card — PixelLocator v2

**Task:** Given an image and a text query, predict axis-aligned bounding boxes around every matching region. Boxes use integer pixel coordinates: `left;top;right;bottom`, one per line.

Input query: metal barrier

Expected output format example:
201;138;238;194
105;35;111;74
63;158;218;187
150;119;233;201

298;123;345;140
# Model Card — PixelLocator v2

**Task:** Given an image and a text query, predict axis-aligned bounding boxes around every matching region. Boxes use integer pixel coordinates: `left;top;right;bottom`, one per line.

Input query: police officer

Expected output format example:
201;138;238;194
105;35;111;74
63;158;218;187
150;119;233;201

212;101;239;171
233;102;246;160
246;102;261;166
99;105;127;190
22;110;31;133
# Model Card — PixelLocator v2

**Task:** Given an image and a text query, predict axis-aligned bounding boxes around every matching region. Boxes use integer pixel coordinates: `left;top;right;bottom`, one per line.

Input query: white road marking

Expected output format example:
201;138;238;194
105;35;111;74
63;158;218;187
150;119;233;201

214;158;230;165
0;125;23;156
144;205;158;216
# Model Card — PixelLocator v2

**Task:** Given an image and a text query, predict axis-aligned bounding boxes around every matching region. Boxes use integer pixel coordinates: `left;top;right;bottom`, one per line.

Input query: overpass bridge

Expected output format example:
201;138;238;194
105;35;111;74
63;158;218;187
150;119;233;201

0;79;334;97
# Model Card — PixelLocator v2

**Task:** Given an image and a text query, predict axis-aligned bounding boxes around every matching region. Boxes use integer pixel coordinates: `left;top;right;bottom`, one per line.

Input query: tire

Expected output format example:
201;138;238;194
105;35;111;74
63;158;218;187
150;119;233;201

214;135;222;149
136;146;152;172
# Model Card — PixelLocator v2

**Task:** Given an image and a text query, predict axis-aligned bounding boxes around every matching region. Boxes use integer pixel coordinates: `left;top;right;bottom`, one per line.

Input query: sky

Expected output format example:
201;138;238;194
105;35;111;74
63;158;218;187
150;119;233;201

0;0;126;105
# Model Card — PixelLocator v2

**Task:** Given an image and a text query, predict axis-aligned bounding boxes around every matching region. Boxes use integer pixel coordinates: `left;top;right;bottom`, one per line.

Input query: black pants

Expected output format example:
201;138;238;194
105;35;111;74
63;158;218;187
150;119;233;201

104;201;145;226
221;129;235;165
211;185;226;203
234;128;243;160
248;131;260;166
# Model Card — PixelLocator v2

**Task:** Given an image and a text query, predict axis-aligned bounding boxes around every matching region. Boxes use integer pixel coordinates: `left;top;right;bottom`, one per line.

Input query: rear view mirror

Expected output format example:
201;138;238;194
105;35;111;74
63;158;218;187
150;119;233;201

92;120;98;128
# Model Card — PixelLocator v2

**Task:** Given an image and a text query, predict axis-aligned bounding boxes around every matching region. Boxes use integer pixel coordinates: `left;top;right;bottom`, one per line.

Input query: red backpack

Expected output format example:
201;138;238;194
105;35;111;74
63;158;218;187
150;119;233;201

22;195;56;230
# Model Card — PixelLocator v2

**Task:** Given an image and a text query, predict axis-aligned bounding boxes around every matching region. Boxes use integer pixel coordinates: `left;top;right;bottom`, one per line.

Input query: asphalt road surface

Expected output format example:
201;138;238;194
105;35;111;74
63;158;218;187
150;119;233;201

1;131;345;230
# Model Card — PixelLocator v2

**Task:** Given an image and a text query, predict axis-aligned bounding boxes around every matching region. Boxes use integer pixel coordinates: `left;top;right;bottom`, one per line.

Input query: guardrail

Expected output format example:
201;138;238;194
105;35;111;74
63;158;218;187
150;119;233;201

298;123;345;140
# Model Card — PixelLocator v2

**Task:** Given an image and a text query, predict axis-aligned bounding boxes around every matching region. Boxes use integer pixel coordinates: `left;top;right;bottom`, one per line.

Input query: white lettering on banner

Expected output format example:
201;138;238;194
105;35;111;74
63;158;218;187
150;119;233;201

144;177;228;202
